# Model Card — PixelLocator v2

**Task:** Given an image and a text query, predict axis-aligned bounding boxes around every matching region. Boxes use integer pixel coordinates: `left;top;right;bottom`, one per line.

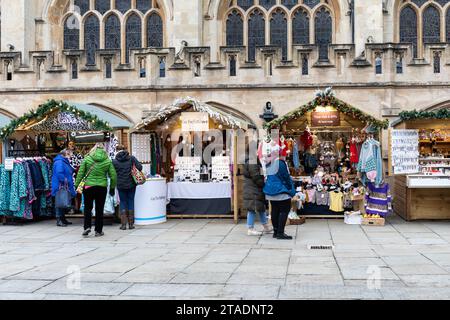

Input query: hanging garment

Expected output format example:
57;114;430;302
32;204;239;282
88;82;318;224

300;130;313;150
343;192;353;210
305;189;316;204
9;162;28;218
151;134;157;176
0;165;11;216
293;142;300;170
365;182;392;217
350;142;359;164
357;139;383;186
329;191;344;212
315;190;330;206
304;152;318;174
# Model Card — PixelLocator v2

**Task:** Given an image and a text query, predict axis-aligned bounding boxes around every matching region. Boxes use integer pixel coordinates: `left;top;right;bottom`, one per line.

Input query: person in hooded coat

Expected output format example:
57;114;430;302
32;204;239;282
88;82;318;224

75;143;117;237
112;145;143;230
51;149;77;227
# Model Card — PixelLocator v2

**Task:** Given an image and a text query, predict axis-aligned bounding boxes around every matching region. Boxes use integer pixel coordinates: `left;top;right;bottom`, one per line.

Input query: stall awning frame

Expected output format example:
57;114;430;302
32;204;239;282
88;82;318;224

134;97;254;131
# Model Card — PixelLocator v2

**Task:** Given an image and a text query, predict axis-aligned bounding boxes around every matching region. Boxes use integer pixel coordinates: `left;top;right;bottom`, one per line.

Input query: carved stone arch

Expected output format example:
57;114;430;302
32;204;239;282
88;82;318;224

312;4;336;44
0;108;18;120
156;0;173;20
288;4;311;20
88;103;134;123
417;99;450;112
204;101;257;128
44;0;70;25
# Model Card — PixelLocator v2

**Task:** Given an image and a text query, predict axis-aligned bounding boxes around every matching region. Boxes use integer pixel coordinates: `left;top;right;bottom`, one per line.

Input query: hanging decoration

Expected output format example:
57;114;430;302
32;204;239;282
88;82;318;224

264;87;389;130
135;97;251;130
0;100;112;139
399;108;450;121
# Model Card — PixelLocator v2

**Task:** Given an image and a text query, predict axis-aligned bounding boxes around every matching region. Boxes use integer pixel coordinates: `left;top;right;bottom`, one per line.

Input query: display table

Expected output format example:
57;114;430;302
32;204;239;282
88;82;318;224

167;182;232;215
134;178;167;225
393;175;450;220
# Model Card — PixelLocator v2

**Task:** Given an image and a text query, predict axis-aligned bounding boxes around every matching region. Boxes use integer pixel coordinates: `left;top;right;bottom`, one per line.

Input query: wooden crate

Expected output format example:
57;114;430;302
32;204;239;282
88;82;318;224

362;217;385;226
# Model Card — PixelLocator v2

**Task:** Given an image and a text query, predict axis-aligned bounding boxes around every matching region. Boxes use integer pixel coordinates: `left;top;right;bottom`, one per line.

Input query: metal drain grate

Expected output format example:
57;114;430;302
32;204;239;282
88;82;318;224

308;245;334;250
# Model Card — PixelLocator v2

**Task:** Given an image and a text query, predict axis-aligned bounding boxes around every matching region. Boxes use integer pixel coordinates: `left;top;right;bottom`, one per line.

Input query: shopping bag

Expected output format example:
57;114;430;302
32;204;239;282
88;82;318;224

55;184;72;209
131;163;146;185
104;194;115;215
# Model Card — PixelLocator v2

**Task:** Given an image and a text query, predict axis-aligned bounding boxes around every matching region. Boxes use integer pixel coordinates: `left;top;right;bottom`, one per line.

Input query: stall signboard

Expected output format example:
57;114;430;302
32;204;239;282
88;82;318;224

212;156;231;181
390;129;420;175
181;112;209;132
174;156;202;182
311;111;340;126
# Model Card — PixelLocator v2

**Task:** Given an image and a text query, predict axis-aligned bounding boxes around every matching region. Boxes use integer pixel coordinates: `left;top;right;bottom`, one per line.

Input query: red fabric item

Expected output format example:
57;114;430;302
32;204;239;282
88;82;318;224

300;130;313;150
279;139;288;157
350;142;359;164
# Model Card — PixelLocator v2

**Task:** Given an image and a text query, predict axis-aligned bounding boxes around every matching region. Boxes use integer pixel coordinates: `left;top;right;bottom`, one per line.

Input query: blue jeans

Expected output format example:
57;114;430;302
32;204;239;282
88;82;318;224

56;208;67;218
118;188;136;211
247;211;268;229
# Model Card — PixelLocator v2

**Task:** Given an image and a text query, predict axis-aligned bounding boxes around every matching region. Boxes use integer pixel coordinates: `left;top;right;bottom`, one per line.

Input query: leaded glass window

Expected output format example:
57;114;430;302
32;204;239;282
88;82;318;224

226;10;244;46
230;55;237;76
237;0;253;11
159;57;166;77
125;14;142;63
302;54;308;75
303;0;320;8
64;15;80;50
447;9;450;43
412;0;427;7
116;0;131;14
433;51;441;73
292;8;309;44
400;6;418;58
137;0;152;13
436;1;450;7
71;60;78;79
396;56;403;74
95;0;110;14
270;9;288;61
84;15;100;65
375;56;382;74
105;14;121;49
315;7;332;61
147;12;163;47
282;0;298;10
74;0;89;16
105;58;112;78
259;0;276;11
247;9;265;62
422;5;441;43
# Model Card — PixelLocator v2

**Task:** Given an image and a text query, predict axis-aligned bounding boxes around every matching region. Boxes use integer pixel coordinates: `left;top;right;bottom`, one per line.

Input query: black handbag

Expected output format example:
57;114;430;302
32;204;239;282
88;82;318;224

55;181;72;209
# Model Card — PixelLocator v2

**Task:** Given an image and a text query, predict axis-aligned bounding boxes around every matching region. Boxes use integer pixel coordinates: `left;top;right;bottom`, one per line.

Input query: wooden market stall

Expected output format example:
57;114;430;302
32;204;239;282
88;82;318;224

390;108;450;221
264;89;389;219
133;97;254;223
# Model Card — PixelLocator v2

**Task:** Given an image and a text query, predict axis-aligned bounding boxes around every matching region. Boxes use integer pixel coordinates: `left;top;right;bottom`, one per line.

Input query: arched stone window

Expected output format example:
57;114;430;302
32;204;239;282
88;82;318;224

95;0;110;14
226;10;244;46
137;0;153;13
303;0;320;9
237;0;254;12
282;0;298;10
64;15;80;50
125;14;142;63
260;0;276;11
84;15;100;65
446;8;450;43
147;12;163;47
422;5;441;44
270;9;288;61
315;7;332;61
247;9;265;62
399;5;418;58
292;8;310;45
105;14;121;49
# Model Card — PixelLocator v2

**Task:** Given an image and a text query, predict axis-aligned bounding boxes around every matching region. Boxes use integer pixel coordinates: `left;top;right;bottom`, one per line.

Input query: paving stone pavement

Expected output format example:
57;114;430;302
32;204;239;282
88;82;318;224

1;215;450;300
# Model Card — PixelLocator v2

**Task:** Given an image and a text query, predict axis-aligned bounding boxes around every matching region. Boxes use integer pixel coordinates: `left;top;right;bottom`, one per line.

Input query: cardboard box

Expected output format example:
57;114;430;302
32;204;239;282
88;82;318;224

344;212;362;225
361;217;385;226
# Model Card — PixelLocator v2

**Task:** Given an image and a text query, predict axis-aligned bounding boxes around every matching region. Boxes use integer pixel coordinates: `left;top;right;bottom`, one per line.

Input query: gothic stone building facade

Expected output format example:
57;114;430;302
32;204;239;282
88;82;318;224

0;0;449;153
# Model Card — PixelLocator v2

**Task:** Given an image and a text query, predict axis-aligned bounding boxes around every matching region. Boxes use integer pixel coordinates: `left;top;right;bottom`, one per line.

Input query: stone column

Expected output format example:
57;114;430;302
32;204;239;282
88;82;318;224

354;0;383;57
171;0;202;51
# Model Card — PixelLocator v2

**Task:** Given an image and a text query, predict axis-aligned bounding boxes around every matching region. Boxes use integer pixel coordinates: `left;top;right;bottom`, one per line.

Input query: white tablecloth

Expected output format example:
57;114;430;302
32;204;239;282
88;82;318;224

167;182;231;200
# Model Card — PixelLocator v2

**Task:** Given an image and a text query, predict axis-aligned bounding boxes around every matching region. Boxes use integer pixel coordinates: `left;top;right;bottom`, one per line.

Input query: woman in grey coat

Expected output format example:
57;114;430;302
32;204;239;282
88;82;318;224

243;158;273;236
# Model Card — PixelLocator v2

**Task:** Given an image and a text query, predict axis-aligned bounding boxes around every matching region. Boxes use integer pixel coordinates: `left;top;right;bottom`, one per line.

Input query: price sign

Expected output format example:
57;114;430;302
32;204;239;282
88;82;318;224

181;112;209;132
212;156;231;181
390;129;420;175
5;158;14;171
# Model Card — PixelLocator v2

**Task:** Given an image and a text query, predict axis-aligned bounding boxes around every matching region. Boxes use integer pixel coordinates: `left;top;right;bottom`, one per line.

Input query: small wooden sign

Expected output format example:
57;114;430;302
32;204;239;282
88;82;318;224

311;111;340;126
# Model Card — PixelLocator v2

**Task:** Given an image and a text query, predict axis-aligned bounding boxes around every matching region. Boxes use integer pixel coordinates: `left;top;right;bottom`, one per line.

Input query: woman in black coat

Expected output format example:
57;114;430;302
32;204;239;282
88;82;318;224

112;145;143;230
243;158;273;236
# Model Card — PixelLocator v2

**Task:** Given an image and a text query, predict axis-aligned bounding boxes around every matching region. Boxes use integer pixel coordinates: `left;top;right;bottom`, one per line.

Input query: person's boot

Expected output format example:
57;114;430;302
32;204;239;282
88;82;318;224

56;218;67;227
119;210;127;230
62;214;72;225
272;228;278;238
128;210;135;230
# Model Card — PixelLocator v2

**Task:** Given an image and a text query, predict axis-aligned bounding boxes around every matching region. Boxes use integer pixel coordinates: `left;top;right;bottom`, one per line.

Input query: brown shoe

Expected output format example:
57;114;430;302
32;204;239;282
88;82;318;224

128;210;135;230
119;210;127;230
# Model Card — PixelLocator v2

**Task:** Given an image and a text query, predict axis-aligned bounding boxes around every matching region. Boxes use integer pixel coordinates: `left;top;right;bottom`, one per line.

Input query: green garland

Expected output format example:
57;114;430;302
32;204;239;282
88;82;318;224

263;95;389;130
0;100;112;139
399;108;450;121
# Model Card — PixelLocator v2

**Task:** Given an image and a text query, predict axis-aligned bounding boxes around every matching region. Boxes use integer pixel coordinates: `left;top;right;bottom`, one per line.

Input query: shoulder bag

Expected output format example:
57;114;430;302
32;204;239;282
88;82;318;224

76;163;96;194
131;158;146;185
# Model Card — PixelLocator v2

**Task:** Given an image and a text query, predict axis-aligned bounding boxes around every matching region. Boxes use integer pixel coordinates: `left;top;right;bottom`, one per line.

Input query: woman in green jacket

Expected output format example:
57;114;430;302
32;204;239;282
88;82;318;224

75;144;117;237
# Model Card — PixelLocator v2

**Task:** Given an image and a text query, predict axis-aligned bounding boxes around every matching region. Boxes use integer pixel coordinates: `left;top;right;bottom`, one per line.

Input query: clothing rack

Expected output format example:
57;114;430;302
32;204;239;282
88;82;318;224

8;150;44;157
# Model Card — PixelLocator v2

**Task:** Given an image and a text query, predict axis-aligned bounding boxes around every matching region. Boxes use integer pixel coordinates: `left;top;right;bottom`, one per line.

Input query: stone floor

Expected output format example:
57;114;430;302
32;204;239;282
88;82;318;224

1;215;450;300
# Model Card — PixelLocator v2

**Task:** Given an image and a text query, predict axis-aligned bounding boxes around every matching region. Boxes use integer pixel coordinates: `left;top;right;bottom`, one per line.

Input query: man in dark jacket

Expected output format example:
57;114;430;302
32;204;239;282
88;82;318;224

52;149;77;227
243;158;273;236
112;145;143;230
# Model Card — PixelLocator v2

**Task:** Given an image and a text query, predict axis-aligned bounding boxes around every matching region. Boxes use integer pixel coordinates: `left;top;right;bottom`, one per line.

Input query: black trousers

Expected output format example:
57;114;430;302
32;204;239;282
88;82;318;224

270;199;291;236
83;186;107;233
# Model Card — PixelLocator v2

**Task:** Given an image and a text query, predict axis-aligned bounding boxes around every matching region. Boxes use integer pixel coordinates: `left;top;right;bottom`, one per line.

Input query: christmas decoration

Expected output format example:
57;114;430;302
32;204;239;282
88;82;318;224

264;88;389;130
135;97;249;130
399;108;450;121
0;100;112;139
